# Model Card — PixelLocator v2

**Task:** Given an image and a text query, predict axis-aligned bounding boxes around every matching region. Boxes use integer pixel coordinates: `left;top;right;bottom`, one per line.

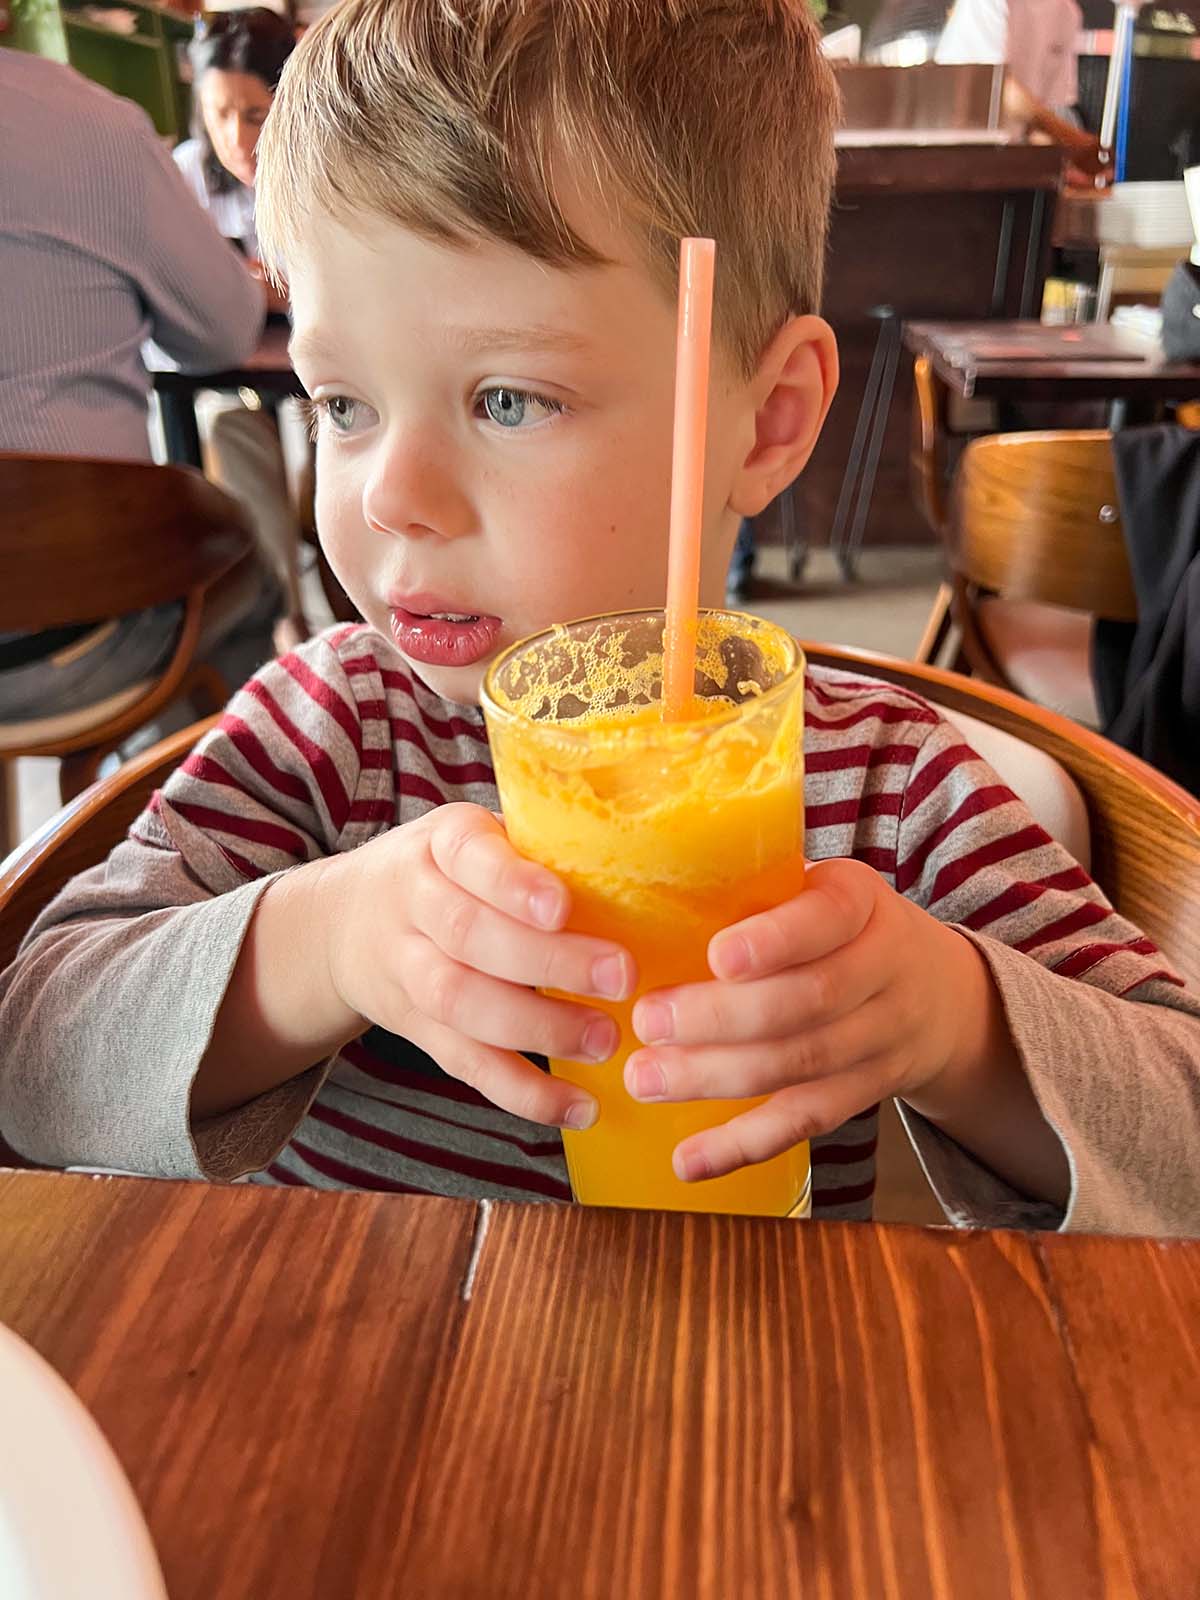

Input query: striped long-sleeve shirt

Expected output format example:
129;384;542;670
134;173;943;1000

3;624;1200;1233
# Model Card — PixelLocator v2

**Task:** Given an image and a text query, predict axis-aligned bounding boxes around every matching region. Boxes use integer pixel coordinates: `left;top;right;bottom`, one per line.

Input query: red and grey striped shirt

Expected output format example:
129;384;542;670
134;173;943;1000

3;623;1198;1231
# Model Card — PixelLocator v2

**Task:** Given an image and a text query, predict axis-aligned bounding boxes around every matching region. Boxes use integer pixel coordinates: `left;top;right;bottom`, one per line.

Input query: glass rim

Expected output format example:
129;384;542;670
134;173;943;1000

479;607;806;739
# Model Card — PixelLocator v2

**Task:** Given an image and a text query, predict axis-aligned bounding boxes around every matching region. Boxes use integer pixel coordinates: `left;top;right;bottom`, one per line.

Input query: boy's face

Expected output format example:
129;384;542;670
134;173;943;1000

288;204;761;704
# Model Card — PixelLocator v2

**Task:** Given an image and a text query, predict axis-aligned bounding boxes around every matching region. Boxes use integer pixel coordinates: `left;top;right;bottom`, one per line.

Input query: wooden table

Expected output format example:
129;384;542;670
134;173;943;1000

3;1170;1200;1598
151;320;303;470
904;319;1200;407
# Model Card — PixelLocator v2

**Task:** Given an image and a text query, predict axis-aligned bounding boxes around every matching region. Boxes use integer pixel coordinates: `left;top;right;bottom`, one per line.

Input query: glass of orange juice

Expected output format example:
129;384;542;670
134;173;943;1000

481;608;809;1218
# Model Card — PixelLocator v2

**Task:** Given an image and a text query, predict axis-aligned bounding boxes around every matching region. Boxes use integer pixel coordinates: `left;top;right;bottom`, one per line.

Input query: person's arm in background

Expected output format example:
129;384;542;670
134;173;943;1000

1002;77;1107;179
123;107;265;370
936;0;1105;179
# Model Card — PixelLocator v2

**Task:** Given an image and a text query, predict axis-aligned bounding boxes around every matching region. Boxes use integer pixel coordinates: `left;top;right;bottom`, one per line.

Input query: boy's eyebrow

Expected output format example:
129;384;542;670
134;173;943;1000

443;323;592;357
288;332;340;369
288;323;591;369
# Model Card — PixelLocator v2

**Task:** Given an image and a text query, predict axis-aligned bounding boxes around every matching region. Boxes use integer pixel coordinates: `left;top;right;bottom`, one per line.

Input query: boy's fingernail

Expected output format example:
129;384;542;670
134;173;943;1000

712;934;750;980
634;998;673;1044
674;1147;711;1183
590;953;628;999
628;1053;667;1101
582;1018;618;1062
530;886;565;928
562;1098;598;1131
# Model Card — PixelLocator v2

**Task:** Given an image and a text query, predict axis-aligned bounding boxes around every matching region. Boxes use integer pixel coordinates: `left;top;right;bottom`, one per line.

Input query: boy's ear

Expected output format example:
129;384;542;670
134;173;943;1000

728;316;839;518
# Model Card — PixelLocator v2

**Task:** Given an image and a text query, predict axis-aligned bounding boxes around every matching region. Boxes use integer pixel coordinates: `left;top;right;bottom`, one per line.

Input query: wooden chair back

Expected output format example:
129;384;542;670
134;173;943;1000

951;430;1137;620
910;354;950;535
803;643;1200;990
0;453;253;631
0;716;218;976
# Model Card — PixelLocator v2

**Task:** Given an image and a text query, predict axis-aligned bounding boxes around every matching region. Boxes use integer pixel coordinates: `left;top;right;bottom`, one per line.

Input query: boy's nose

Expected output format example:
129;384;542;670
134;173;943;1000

362;438;474;543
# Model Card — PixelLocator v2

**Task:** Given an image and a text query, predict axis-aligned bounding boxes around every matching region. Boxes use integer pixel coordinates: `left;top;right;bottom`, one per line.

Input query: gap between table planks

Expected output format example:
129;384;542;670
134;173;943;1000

1;1171;1198;1600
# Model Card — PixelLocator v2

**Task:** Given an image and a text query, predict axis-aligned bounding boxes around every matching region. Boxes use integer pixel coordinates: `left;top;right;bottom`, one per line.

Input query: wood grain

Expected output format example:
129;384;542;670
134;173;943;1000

954;431;1137;621
3;1172;1200;1599
802;645;1200;993
0;454;253;630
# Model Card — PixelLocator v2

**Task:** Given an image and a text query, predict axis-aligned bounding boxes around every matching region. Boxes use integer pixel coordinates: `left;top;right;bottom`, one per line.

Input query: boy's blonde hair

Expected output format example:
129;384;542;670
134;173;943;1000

257;0;839;375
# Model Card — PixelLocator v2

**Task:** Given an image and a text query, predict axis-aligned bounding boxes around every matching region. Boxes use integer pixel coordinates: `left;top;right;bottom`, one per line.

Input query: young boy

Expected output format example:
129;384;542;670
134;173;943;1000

2;0;1198;1234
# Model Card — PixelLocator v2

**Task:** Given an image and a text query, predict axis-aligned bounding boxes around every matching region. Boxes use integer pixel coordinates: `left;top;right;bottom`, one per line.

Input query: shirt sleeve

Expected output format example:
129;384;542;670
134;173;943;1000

124;108;264;370
891;717;1200;1235
0;636;384;1180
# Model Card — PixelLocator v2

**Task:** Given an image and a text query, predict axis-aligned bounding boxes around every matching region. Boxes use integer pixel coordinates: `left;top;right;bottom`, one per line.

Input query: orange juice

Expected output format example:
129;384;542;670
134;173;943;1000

483;609;808;1217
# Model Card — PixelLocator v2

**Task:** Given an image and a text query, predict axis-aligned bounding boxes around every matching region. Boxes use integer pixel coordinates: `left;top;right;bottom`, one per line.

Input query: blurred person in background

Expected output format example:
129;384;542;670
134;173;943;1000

935;0;1106;179
0;47;273;719
174;6;312;651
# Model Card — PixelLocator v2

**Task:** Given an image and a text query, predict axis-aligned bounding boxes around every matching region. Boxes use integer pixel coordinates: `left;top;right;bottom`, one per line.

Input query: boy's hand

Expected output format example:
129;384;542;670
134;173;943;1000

625;858;1013;1183
320;804;636;1131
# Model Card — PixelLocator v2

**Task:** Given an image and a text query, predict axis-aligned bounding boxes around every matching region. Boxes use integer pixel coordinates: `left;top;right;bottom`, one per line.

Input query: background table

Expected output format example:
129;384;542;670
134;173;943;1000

904;319;1200;408
151;321;303;470
2;1171;1199;1598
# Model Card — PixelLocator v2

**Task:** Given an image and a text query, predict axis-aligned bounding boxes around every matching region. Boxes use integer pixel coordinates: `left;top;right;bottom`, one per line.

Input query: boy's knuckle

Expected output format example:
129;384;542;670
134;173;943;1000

789;1032;830;1083
424;955;465;1023
776;1092;828;1147
434;807;487;877
440;894;480;956
507;1078;552;1126
805;964;837;1019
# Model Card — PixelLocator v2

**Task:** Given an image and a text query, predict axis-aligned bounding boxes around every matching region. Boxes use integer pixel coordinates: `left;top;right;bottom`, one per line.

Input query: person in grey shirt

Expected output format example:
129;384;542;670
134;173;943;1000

0;48;268;716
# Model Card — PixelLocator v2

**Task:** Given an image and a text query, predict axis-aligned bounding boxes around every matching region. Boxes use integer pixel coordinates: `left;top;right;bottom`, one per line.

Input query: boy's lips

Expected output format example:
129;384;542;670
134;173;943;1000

388;594;503;668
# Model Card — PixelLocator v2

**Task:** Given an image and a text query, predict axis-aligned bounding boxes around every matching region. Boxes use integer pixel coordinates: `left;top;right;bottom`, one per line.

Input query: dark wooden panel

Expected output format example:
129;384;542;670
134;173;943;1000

809;150;1060;550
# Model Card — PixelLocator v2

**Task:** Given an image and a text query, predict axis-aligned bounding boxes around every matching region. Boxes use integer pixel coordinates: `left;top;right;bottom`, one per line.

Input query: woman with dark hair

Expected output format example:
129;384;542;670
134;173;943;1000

175;7;295;300
172;6;311;650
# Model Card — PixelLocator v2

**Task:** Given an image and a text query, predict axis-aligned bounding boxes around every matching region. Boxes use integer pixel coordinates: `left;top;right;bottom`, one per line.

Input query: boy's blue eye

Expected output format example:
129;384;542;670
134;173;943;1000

479;387;564;429
484;387;528;428
326;395;359;433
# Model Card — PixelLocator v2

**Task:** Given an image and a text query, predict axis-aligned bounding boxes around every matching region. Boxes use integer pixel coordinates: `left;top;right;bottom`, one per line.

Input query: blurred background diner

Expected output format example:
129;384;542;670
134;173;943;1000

3;0;1200;861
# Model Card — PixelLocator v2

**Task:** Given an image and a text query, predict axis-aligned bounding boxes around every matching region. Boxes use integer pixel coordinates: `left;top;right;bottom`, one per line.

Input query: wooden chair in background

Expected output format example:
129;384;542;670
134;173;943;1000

0;714;217;977
0;454;256;853
0;713;216;1167
909;354;957;665
914;430;1137;727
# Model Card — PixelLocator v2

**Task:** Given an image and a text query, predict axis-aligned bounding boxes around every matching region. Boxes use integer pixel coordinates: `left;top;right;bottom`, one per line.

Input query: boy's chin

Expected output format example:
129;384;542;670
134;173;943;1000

395;651;489;709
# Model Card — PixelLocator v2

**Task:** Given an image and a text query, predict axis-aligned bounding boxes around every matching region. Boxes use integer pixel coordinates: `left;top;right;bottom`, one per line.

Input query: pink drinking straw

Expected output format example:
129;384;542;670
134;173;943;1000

662;237;716;723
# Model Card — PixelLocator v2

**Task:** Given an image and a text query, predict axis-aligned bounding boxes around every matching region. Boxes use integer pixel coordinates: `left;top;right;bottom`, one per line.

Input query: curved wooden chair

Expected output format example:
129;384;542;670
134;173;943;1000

0;714;218;979
804;643;1200;989
0;714;217;1167
0;453;256;849
909;354;956;665
917;431;1136;728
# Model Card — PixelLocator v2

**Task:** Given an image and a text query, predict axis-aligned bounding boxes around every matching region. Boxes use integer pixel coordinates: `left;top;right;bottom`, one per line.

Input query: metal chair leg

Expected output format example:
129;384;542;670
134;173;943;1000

829;313;888;576
830;306;900;582
840;318;902;581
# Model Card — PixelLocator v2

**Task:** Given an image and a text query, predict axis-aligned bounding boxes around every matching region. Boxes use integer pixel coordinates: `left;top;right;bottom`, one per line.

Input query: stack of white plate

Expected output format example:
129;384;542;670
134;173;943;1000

1095;181;1194;250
